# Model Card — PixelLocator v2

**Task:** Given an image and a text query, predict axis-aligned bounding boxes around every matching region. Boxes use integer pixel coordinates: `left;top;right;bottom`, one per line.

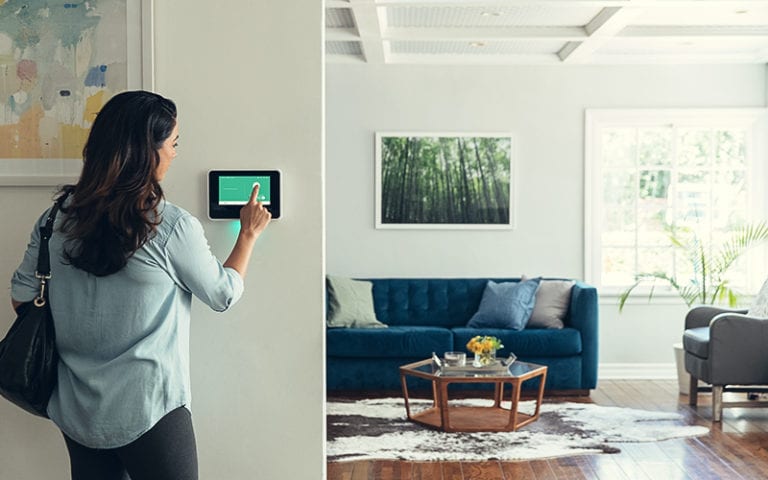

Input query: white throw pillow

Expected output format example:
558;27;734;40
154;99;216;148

748;278;768;318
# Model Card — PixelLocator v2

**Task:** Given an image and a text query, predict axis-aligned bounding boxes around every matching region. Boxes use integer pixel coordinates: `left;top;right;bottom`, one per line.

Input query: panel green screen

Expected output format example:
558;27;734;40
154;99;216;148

218;176;271;205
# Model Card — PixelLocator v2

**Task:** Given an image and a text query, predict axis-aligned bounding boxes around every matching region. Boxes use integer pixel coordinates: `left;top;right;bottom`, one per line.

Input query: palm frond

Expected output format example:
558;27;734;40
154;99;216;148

714;222;768;274
618;272;682;312
677;284;703;307
618;221;768;312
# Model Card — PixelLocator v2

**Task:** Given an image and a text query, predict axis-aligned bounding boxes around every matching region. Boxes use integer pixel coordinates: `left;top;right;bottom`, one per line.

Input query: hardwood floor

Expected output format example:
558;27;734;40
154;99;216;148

327;380;768;479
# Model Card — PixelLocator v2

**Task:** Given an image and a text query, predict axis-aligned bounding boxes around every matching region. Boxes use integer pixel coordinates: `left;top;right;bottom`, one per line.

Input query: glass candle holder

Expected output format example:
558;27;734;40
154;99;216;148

443;351;466;367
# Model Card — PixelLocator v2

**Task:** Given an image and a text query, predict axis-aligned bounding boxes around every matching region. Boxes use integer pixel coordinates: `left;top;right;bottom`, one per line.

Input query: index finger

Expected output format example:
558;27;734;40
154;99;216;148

248;182;261;204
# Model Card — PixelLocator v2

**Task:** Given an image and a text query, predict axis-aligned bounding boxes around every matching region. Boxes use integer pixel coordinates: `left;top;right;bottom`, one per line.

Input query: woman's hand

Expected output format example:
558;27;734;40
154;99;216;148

223;184;272;278
238;183;272;238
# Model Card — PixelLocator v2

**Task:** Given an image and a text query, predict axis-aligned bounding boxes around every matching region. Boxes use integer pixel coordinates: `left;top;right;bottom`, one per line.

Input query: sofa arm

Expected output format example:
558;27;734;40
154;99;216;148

568;282;599;389
708;314;768;385
685;305;748;330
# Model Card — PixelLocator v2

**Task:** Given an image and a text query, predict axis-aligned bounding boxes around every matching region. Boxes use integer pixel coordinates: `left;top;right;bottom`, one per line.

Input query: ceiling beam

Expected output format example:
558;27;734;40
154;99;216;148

348;0;387;64
386;53;563;64
326;54;368;64
558;6;644;63
383;26;586;41
371;0;765;6
588;53;766;63
326;27;361;42
620;25;768;38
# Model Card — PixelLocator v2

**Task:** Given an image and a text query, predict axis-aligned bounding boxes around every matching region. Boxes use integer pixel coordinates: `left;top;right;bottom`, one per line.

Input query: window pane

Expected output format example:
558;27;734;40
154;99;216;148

675;172;710;225
636;224;669;247
603;248;635;286
638;127;672;167
637;247;675;276
678;128;711;168
638;169;670;200
602;230;635;246
637;169;670;245
602;128;636;167
712;170;747;227
602;171;635;234
715;130;746;167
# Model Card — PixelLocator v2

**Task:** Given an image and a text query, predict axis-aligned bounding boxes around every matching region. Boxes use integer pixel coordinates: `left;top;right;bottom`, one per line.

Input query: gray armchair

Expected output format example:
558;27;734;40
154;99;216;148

684;305;768;421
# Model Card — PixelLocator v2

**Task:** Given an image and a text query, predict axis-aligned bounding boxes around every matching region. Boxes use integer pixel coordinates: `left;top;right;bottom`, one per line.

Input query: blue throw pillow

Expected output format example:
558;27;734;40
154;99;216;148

467;278;541;330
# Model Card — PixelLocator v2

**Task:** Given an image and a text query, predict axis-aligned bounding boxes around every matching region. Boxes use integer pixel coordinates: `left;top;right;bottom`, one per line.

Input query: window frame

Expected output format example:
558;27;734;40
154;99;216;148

584;108;768;297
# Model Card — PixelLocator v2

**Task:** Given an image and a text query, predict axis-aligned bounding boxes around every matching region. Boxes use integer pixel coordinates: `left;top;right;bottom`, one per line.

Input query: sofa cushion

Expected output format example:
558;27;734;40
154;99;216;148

466;278;541;330
452;327;582;357
369;279;489;327
522;356;583;390
327;326;453;358
527;279;574;329
683;327;709;359
326;276;387;328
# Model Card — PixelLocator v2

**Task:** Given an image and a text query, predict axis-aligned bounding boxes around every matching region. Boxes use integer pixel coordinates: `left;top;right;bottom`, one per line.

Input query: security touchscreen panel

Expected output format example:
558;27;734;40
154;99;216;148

208;170;281;219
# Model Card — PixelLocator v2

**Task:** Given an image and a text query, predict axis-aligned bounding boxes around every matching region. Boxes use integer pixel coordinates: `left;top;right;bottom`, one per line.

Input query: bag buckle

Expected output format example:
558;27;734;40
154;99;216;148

33;271;50;307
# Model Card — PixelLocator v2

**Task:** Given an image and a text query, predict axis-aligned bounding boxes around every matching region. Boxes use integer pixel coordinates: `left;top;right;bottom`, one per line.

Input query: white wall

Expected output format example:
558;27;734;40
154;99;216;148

0;1;324;479
326;63;766;374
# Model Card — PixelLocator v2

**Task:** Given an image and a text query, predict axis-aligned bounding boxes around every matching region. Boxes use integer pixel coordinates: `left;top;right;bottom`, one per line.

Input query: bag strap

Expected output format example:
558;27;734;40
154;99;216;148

34;192;69;306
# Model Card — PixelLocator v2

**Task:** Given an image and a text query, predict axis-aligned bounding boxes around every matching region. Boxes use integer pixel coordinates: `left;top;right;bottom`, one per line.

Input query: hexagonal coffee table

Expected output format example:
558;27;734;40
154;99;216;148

399;358;547;432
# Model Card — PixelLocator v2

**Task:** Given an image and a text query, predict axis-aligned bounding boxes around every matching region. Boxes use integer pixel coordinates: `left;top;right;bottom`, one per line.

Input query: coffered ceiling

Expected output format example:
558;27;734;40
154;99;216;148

325;0;768;65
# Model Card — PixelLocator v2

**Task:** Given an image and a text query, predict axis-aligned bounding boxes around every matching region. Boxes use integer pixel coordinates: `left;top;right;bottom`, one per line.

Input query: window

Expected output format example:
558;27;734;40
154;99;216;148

585;109;768;294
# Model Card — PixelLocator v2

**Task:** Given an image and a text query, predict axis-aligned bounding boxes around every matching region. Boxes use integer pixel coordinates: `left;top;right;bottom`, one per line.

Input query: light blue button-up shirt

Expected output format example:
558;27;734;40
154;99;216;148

11;199;243;448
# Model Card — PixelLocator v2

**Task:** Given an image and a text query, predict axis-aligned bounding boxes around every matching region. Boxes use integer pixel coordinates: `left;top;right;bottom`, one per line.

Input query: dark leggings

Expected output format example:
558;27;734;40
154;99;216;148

62;406;198;480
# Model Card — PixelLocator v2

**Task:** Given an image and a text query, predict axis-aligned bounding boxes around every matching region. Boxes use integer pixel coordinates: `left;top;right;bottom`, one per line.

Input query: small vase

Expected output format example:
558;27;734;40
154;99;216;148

473;349;496;367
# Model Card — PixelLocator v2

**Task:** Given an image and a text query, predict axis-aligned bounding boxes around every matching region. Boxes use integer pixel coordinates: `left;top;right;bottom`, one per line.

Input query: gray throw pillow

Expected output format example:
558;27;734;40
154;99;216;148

748;278;768;318
527;279;574;329
326;276;387;328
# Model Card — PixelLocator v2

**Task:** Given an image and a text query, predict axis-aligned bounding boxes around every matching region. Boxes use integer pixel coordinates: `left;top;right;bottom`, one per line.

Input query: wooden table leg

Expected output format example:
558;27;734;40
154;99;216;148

400;372;412;420
437;381;450;431
494;381;503;407
532;369;547;420
506;380;521;430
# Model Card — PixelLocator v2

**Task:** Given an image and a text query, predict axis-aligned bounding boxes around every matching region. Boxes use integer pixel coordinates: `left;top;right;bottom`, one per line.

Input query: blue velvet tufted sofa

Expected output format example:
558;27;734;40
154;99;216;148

326;278;598;394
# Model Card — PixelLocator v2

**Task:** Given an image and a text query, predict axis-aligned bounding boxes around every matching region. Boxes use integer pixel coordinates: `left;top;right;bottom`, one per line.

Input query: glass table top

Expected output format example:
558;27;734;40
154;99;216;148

402;358;546;379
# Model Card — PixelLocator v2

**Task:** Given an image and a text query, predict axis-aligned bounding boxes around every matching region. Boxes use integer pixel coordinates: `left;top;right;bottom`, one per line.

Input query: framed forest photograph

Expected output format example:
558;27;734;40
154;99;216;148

375;132;514;229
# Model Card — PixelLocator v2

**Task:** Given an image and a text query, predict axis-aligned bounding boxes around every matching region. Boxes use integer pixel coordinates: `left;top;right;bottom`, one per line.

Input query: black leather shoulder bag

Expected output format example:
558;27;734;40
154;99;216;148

0;195;66;417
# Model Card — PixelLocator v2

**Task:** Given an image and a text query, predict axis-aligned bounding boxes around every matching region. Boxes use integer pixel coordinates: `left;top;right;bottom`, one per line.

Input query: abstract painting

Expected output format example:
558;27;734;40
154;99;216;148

0;0;151;184
375;132;514;229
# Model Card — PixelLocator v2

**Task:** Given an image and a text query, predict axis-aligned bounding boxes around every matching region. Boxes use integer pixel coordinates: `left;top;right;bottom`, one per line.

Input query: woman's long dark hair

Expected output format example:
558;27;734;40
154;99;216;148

57;90;177;276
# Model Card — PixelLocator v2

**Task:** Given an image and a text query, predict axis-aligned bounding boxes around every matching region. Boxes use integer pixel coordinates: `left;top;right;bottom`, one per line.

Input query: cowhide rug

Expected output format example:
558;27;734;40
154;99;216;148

326;397;709;462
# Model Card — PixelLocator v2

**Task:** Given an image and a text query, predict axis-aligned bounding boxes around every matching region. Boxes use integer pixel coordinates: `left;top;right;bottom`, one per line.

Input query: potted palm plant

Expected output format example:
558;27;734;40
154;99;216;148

618;221;768;393
619;222;768;310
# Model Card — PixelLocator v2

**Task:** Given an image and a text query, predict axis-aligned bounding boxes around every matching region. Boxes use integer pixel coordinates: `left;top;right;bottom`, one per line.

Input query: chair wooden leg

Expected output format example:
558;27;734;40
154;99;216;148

712;385;724;422
689;375;699;406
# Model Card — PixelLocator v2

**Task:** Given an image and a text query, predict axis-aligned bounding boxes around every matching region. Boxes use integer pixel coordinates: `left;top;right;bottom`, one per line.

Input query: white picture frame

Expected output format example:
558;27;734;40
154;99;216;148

0;0;155;187
375;132;515;230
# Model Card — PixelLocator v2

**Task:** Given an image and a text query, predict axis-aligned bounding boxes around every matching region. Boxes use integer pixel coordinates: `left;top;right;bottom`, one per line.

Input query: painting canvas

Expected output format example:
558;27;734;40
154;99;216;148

0;0;151;185
376;132;514;229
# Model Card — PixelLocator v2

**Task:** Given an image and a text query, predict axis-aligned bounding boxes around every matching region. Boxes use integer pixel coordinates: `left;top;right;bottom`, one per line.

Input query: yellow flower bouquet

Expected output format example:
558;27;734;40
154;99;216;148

466;335;504;367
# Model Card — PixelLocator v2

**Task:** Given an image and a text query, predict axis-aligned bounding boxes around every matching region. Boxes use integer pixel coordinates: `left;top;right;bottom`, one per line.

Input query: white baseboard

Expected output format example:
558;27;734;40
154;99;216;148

599;363;677;380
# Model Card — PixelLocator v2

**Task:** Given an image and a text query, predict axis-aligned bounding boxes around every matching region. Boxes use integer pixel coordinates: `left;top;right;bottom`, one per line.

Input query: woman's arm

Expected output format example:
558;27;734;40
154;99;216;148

223;184;272;278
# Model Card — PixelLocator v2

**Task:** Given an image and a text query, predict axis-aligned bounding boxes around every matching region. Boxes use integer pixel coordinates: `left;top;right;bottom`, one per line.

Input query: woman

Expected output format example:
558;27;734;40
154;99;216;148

10;90;270;480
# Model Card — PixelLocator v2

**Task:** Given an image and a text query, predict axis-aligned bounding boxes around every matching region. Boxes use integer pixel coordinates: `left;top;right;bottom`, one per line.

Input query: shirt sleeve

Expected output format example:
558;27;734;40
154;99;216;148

162;213;244;312
10;210;50;303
